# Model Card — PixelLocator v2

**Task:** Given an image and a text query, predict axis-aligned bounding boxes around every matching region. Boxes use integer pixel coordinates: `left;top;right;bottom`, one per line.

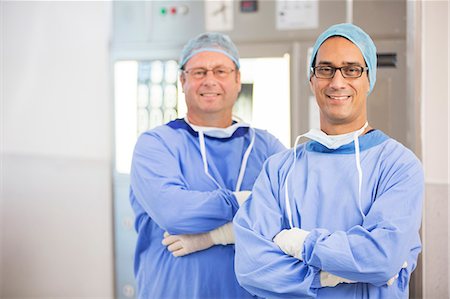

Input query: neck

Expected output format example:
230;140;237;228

320;120;371;135
186;113;233;128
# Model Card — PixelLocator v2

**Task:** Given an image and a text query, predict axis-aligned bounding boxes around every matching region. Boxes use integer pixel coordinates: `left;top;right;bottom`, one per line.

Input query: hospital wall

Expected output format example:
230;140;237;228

1;2;114;298
420;2;450;298
0;1;448;298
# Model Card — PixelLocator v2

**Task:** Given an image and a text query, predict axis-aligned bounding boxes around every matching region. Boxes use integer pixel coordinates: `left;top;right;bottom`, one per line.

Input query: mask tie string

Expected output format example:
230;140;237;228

198;130;222;189
354;121;368;220
284;134;303;229
284;122;369;227
235;127;255;192
198;127;256;192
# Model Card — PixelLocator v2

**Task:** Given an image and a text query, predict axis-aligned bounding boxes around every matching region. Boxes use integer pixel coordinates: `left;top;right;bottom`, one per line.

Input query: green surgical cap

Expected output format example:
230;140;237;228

309;23;377;93
179;32;240;69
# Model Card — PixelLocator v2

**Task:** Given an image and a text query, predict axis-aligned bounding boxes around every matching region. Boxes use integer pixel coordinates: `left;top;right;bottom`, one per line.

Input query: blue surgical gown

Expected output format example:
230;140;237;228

234;130;424;299
130;118;285;299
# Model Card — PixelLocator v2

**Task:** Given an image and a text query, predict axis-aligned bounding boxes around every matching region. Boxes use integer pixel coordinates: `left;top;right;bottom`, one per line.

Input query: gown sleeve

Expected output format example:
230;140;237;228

234;154;322;298
302;148;424;286
269;134;287;156
130;131;239;235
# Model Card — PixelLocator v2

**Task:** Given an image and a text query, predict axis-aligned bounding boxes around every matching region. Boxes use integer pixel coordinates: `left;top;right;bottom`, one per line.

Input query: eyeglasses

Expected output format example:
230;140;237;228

183;67;235;80
311;65;368;79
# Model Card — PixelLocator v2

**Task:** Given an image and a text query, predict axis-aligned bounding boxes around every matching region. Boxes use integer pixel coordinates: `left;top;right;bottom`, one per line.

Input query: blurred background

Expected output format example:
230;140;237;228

1;1;448;298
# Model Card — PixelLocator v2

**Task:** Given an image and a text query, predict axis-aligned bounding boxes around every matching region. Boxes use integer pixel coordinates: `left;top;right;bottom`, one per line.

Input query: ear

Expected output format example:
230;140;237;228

180;73;186;92
236;70;242;93
309;77;315;95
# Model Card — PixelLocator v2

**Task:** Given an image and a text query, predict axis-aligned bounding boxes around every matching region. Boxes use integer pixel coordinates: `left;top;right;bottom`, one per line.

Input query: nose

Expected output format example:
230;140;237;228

202;70;218;86
328;69;347;89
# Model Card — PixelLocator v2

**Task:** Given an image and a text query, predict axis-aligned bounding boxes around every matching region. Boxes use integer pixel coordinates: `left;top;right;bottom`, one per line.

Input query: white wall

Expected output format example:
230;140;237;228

422;1;449;186
421;1;449;298
1;2;114;298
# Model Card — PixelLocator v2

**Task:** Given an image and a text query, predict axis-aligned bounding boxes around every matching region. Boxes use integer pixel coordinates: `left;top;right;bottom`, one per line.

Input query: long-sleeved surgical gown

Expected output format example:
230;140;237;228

130;118;285;299
234;129;424;299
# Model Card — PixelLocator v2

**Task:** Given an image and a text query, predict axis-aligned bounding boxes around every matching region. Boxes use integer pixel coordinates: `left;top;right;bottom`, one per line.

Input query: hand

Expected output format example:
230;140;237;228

387;261;408;286
233;191;251;206
209;222;235;245
273;227;310;260
320;271;355;287
162;232;214;257
321;261;408;287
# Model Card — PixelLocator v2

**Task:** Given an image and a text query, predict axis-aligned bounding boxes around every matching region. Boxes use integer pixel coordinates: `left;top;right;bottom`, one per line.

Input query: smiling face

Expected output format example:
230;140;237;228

180;51;241;127
309;36;370;134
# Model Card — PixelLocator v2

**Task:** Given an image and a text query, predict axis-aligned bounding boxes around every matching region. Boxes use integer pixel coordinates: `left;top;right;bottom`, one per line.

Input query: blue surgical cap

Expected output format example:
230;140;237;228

179;32;240;69
309;23;377;93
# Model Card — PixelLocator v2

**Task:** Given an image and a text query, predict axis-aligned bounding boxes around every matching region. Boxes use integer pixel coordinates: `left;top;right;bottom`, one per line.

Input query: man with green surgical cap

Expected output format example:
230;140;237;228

234;23;424;298
129;32;285;298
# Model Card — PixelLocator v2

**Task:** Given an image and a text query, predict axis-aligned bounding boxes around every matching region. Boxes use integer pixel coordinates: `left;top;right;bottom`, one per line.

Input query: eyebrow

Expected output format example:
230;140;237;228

185;64;234;70
316;61;363;66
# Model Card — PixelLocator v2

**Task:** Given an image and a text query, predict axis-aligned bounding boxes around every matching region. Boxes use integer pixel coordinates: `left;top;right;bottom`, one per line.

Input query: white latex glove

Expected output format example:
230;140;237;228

320;271;355;287
162;231;214;257
321;261;408;287
387;261;408;286
209;222;235;245
273;227;310;260
233;191;251;206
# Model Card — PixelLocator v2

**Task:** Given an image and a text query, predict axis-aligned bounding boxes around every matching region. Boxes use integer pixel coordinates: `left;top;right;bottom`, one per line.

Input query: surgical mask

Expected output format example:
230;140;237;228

284;122;368;228
303;123;368;149
186;117;250;138
185;117;255;192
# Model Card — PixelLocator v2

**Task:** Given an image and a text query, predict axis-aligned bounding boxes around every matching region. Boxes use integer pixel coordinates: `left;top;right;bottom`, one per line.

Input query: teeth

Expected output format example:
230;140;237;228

329;95;349;100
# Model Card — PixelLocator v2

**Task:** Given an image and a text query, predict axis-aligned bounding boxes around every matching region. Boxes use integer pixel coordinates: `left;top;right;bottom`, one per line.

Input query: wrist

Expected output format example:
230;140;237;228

209;222;235;245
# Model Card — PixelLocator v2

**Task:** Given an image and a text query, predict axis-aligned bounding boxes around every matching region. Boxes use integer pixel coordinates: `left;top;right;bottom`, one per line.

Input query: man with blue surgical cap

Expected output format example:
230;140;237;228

129;32;285;299
234;23;424;298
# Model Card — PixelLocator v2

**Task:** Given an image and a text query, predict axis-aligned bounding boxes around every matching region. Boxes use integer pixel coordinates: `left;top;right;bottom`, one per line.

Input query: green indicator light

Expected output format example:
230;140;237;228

160;7;167;15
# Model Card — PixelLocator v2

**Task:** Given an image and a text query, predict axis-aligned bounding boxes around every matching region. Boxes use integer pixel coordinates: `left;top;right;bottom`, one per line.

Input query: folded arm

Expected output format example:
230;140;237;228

299;158;424;286
234;151;424;297
130;132;240;235
162;191;252;256
234;158;322;298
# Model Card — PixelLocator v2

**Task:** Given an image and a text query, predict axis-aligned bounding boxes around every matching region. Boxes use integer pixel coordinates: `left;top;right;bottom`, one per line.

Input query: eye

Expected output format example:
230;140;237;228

214;68;227;75
317;66;333;74
344;66;361;75
192;69;207;77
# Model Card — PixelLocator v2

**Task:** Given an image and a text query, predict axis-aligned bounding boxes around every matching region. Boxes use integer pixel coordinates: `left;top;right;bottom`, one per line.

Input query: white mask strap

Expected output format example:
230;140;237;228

284;134;304;228
235;127;255;192
284;122;369;227
198;128;255;192
354;121;368;220
198;131;222;189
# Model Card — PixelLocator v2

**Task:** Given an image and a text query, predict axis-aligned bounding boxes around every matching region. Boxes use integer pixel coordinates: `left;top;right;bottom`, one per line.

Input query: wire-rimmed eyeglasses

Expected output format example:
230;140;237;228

183;67;235;80
311;65;368;79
